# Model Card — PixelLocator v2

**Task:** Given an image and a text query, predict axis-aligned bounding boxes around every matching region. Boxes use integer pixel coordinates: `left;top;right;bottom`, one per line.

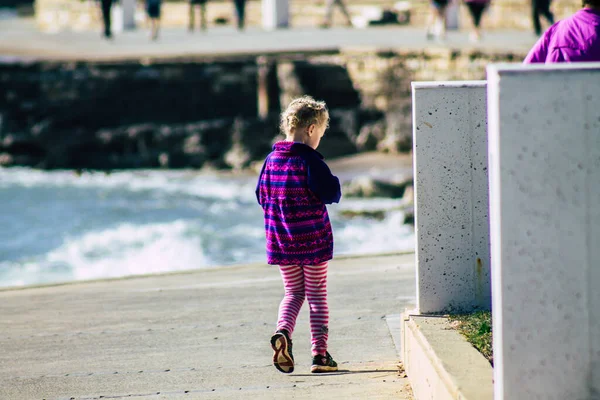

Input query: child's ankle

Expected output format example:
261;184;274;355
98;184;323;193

277;328;291;337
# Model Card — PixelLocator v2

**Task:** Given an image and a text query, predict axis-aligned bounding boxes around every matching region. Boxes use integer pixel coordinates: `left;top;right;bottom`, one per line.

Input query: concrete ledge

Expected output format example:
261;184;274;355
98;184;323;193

402;314;493;400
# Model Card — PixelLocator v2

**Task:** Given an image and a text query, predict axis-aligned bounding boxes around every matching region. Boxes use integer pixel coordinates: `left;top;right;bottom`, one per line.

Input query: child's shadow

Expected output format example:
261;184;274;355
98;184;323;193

293;369;397;377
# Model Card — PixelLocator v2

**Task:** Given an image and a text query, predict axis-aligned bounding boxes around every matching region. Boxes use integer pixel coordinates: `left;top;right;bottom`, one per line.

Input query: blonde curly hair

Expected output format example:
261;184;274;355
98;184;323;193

280;96;330;136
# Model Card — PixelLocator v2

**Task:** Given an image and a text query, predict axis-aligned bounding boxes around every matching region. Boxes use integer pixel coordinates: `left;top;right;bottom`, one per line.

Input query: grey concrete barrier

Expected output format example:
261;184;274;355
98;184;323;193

402;313;494;400
262;0;289;30
412;81;491;314
487;63;600;400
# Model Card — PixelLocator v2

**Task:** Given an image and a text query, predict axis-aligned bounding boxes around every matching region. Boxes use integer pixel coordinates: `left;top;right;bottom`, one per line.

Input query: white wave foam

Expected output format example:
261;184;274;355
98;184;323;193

0;168;256;202
55;221;209;281
1;221;211;287
334;210;414;255
0;168;416;287
0;260;43;287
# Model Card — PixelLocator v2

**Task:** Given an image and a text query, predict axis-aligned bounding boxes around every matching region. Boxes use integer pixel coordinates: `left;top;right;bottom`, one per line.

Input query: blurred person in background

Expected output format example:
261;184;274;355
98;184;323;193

321;0;353;28
524;0;600;62
146;0;162;40
189;0;208;31
100;0;113;39
464;0;491;42
233;0;246;30
532;0;554;36
426;0;450;40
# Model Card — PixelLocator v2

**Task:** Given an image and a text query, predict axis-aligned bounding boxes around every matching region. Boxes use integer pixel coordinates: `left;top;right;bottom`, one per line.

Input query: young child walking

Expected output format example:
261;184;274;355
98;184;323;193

256;96;342;374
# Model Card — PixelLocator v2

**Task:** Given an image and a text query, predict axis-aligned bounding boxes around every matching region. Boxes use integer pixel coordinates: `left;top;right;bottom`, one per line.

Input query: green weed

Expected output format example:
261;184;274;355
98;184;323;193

449;311;493;366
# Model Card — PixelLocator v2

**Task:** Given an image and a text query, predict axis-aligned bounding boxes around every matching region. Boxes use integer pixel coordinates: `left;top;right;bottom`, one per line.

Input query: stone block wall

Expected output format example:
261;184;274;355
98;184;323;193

0;59;263;168
35;0;580;33
0;48;525;169
317;48;521;151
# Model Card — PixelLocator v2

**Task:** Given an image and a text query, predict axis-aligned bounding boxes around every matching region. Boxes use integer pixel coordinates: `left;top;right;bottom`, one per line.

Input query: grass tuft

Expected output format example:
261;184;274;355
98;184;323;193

448;311;493;366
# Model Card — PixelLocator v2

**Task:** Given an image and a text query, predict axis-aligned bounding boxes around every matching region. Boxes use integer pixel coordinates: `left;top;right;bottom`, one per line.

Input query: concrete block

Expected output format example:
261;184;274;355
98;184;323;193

412;81;491;314
487;63;600;400
445;2;459;30
122;0;136;30
262;0;289;30
402;314;493;400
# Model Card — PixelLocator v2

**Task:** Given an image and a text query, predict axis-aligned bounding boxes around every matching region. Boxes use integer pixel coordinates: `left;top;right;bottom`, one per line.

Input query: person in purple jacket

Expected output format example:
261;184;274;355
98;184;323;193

256;96;341;374
524;0;600;63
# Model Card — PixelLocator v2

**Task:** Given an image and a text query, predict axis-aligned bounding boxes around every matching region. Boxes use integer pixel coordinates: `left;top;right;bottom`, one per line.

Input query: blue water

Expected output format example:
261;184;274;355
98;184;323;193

0;168;414;287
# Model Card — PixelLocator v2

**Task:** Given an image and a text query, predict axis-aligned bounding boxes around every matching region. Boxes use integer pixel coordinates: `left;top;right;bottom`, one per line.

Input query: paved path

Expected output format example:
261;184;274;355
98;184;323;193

0;18;536;61
0;253;416;399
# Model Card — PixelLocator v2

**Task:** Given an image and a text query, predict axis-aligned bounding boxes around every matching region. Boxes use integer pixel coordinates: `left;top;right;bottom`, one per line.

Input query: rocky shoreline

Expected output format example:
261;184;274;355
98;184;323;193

0;56;408;170
329;151;415;225
0;109;406;170
0;47;525;171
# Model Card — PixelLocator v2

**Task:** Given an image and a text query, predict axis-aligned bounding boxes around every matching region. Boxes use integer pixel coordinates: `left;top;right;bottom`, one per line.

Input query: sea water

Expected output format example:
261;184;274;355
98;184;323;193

0;168;414;288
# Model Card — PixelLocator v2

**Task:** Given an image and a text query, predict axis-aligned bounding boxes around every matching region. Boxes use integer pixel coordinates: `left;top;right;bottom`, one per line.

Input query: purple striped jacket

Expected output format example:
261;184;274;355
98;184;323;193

256;141;342;266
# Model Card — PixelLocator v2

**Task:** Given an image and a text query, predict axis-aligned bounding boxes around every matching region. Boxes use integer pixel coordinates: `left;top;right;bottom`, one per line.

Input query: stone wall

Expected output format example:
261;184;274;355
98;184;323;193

0;59;264;169
320;48;520;152
35;0;580;33
0;48;524;169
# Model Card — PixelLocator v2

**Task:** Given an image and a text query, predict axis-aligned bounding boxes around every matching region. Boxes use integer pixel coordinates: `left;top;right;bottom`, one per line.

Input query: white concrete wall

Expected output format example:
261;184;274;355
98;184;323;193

487;63;600;400
412;81;491;314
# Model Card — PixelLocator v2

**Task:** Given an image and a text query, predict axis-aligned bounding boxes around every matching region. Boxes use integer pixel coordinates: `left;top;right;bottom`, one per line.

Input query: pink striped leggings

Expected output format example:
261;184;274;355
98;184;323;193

277;263;329;356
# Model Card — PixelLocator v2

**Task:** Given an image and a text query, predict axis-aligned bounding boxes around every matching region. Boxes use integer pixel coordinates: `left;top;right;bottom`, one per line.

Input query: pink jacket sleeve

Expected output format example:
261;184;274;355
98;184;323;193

524;35;549;63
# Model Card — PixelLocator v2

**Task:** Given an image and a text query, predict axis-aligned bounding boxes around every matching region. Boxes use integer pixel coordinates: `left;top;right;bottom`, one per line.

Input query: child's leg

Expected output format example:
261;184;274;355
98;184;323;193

277;265;306;336
304;262;329;356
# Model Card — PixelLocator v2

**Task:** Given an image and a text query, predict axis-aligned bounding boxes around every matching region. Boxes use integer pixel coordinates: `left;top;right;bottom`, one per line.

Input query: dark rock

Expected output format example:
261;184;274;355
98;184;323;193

235;115;279;163
224;118;251;170
403;206;415;225
295;61;361;108
356;119;386;151
1;132;40;152
277;62;304;112
200;119;234;162
343;176;412;198
0;57;408;169
379;111;412;153
30;120;51;137
182;133;204;155
0;152;13;166
339;209;386;220
0;151;40;167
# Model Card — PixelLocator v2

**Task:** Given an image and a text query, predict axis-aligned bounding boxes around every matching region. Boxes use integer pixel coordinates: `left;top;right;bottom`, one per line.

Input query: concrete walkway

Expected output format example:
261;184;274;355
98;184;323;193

0;253;416;399
0;18;537;61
